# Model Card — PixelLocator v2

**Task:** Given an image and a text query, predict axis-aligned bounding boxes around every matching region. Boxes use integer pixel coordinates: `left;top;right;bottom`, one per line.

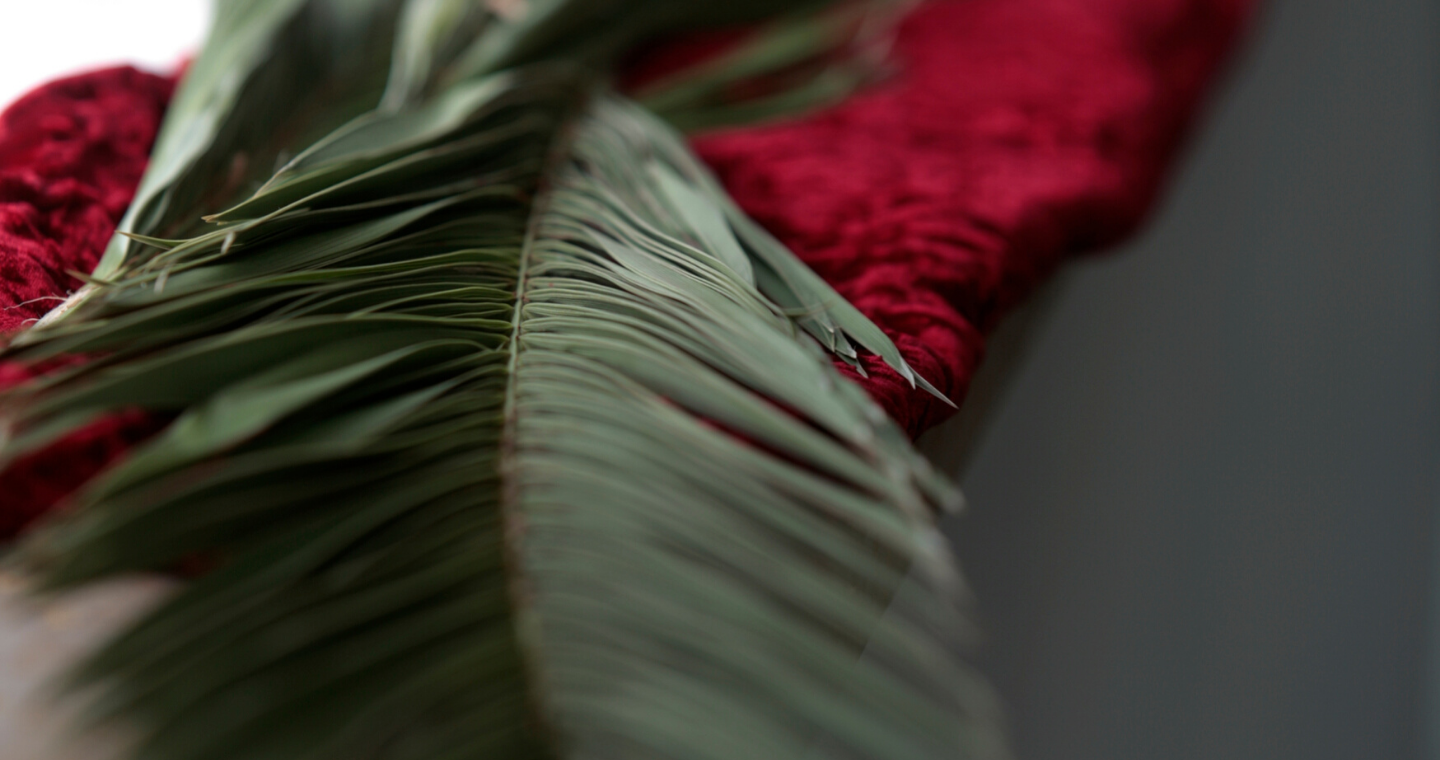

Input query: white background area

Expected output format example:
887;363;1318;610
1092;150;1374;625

0;1;210;111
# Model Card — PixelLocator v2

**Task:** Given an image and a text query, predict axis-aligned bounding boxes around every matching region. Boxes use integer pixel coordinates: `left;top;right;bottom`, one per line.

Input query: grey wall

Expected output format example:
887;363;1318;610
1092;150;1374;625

947;1;1440;759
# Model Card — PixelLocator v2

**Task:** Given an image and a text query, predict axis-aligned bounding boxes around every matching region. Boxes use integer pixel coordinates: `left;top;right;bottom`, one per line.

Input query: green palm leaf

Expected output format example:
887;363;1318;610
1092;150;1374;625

2;1;1002;758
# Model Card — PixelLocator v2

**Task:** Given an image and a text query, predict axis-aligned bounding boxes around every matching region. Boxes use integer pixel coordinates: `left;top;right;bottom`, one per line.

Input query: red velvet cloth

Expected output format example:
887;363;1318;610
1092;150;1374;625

695;0;1255;434
0;0;1255;536
0;66;172;331
0;68;174;537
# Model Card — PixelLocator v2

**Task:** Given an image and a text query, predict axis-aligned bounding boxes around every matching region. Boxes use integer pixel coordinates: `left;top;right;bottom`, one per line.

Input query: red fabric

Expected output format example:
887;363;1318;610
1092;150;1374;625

0;67;174;535
0;0;1255;535
694;0;1255;435
0;66;173;331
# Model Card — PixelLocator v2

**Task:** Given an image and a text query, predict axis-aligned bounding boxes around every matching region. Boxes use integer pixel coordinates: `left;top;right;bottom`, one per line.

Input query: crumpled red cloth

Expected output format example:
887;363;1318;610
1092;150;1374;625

697;0;1255;434
0;68;174;536
0;0;1255;536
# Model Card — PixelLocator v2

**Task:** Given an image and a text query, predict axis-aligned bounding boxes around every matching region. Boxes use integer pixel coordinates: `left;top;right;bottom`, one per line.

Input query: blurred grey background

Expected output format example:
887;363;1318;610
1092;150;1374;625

945;0;1440;759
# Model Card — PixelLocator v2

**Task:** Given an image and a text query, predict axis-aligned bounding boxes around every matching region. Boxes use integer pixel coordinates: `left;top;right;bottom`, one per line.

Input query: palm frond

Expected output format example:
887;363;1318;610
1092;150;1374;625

1;2;1002;758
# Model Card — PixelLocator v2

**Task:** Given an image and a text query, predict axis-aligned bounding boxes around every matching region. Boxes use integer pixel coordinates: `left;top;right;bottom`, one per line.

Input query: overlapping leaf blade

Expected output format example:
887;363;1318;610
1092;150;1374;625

505;96;997;759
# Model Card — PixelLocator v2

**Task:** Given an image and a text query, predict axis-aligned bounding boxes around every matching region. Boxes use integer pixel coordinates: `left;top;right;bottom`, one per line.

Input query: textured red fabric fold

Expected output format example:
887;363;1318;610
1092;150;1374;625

0;66;173;331
694;0;1255;435
0;67;173;536
0;0;1255;536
